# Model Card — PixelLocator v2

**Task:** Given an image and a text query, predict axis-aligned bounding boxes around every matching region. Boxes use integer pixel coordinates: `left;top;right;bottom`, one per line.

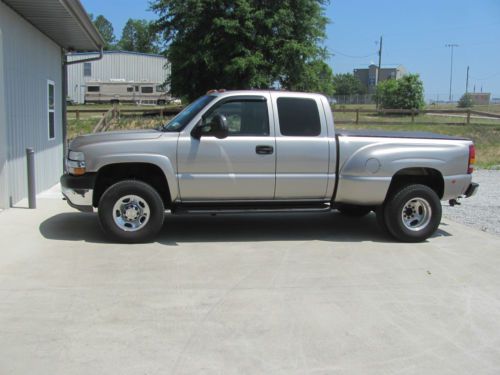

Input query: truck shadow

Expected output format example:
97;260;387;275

39;211;451;245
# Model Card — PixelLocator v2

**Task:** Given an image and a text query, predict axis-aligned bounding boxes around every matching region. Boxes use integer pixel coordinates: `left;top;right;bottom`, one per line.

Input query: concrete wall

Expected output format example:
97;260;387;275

0;1;63;206
67;51;170;103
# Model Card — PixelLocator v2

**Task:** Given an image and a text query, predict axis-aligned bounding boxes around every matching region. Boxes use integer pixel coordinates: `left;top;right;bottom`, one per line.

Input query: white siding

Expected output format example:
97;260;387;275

67;51;170;103
0;1;63;207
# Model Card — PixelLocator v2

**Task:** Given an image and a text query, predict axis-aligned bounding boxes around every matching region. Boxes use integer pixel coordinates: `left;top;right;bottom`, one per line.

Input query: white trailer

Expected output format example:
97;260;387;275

84;80;170;105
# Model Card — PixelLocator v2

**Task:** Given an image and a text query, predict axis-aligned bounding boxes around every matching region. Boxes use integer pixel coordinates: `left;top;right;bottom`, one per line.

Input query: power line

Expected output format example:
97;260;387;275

331;49;377;59
445;44;459;101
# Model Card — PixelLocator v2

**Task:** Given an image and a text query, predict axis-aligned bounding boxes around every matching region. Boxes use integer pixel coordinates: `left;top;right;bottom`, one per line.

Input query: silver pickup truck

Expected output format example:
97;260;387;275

61;90;478;243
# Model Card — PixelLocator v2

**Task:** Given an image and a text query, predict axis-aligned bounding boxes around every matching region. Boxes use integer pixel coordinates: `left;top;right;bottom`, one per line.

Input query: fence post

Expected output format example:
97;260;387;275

160;107;164;119
26;148;36;209
76;110;80;120
467;109;471;125
411;109;415;123
356;109;359;124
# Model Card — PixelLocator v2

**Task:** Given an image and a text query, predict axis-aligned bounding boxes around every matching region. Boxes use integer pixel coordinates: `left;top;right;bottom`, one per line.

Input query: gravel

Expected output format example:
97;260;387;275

442;169;500;236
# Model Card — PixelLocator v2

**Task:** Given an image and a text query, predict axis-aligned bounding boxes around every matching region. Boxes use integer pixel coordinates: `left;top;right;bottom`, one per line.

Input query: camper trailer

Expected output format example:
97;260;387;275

84;80;170;105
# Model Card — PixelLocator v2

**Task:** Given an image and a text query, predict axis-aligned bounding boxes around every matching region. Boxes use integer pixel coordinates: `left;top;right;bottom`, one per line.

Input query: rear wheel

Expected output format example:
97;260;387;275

383;184;441;242
98;180;164;243
337;204;373;217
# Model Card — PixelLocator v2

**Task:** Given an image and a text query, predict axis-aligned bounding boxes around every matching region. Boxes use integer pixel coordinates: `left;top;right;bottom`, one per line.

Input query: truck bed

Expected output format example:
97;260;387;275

336;129;470;141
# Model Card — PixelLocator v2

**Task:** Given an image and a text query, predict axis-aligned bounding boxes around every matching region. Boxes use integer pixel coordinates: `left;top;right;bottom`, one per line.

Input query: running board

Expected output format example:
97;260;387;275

172;203;332;215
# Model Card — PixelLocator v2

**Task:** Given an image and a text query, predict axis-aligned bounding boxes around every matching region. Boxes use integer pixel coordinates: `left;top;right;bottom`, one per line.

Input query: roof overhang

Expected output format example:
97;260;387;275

2;0;104;51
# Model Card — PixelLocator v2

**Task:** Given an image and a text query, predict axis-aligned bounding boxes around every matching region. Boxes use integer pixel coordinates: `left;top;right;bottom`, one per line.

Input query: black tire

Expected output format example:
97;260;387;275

110;99;119;105
383;184;441;242
98;180;164;243
337;203;373;217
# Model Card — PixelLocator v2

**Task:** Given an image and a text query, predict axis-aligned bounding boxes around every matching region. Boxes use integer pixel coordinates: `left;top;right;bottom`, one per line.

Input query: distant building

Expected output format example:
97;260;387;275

67;51;170;104
354;64;407;93
468;93;491;105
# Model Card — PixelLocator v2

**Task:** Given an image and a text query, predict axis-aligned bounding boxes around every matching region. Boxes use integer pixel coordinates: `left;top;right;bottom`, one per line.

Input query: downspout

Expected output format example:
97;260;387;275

62;48;103;170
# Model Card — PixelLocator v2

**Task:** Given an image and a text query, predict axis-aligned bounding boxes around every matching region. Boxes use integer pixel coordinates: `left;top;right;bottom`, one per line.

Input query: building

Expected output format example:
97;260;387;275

354;64;407;93
67;51;170;104
468;92;491;105
0;0;103;209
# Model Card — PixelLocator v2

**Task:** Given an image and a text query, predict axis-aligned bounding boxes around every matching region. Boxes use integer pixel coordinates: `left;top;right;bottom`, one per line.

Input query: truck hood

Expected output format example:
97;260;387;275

69;129;163;149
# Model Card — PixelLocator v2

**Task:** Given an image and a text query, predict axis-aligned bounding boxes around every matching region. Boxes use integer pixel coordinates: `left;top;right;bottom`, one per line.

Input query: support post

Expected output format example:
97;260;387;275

355;109;359;124
467;109;471;124
26;148;36;209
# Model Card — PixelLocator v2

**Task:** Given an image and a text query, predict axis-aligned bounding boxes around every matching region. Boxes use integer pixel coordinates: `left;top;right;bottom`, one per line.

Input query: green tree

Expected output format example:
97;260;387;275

458;93;474;108
89;14;116;50
375;74;425;109
119;19;160;54
151;0;331;100
332;73;366;96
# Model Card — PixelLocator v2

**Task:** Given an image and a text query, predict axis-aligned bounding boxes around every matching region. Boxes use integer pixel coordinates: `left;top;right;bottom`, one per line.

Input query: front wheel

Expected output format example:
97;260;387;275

98;180;164;243
383;184;441;242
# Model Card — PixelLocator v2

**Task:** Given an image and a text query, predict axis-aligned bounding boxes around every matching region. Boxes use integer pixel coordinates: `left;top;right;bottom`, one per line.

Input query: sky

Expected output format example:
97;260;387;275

81;0;500;101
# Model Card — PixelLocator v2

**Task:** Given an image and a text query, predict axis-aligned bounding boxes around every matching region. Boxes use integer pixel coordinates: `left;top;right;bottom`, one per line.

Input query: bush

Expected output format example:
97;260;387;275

375;74;425;109
458;93;474;108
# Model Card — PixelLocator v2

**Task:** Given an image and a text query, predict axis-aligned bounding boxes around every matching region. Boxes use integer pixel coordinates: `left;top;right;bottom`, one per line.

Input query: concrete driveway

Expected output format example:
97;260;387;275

1;198;500;375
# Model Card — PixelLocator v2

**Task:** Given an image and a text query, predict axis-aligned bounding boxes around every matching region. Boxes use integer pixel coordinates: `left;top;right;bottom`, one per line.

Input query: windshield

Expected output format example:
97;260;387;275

161;95;216;132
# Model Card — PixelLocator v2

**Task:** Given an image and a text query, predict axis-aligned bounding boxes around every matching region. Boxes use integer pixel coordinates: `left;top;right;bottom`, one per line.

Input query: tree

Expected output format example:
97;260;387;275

89;14;116;50
332;73;366;96
151;0;331;100
458;93;474;108
375;74;425;109
118;19;160;54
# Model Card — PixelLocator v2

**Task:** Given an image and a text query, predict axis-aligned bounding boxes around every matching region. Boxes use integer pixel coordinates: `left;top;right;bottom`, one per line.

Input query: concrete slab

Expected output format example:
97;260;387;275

0;198;500;374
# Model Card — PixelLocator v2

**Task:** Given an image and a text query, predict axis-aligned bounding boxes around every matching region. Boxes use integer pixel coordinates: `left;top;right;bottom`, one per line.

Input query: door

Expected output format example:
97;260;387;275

272;93;330;200
177;95;276;201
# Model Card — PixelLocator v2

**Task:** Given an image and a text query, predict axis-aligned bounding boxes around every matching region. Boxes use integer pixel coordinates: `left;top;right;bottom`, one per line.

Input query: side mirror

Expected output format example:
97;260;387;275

191;114;228;140
211;114;229;139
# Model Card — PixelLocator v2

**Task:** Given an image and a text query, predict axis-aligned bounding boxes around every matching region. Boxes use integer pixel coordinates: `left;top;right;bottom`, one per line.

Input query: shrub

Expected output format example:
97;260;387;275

375;74;425;109
458;93;474;108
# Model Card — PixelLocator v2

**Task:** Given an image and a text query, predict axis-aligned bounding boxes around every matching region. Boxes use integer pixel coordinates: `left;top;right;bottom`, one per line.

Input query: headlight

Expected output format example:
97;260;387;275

68;151;85;161
67;151;86;175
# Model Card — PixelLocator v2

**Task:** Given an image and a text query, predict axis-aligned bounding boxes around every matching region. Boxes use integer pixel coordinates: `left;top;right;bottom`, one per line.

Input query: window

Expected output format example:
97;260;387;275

47;81;55;140
83;62;91;77
277;97;321;136
202;99;269;136
141;86;154;94
87;86;100;92
135;86;139;92
127;86;134;92
156;85;166;92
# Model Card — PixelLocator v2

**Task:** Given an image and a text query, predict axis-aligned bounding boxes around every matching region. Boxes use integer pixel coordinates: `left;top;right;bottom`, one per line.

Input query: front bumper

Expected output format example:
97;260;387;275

60;173;97;212
464;182;479;198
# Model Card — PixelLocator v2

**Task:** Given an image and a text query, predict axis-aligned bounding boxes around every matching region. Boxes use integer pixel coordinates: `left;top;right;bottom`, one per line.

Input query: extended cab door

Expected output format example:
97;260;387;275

177;93;276;201
271;93;332;200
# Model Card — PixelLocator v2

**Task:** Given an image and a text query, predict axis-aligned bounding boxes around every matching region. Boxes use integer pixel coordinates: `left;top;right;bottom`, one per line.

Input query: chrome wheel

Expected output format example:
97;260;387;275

112;195;150;232
401;197;432;232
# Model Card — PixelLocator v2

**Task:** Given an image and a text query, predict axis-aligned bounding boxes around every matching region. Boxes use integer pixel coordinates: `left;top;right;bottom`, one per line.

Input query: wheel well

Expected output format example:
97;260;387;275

93;163;171;207
387;168;444;200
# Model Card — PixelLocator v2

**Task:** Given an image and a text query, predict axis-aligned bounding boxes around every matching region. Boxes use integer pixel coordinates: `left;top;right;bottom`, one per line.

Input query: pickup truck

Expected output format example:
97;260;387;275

61;90;478;243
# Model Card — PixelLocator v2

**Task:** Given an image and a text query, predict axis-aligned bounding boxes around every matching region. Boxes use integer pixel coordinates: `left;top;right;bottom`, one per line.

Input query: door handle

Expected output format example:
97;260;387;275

256;145;274;155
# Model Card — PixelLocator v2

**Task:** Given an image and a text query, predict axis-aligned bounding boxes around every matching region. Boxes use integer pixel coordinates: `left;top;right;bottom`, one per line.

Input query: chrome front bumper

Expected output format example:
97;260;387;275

62;187;94;212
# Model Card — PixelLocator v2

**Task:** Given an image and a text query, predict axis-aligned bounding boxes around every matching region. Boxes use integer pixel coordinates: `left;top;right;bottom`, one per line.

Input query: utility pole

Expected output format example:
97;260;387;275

445;44;459;102
376;36;383;108
465;66;469;94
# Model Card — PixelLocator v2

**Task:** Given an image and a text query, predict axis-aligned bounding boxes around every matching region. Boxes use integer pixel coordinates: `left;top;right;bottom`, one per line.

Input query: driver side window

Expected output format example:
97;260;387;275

202;99;269;136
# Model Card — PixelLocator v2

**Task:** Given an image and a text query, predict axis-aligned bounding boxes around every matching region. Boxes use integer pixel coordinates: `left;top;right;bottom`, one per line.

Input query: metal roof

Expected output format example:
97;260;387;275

2;0;104;51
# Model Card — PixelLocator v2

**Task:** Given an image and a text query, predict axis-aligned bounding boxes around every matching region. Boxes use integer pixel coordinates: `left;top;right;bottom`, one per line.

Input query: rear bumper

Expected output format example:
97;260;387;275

60;173;96;212
464;182;479;198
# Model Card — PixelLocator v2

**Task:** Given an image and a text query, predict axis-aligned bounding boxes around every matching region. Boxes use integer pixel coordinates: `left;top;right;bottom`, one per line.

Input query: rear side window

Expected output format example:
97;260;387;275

277;97;321;136
87;86;100;92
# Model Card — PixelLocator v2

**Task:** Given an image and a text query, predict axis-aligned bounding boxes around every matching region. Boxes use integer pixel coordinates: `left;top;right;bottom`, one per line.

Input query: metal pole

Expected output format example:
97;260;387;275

26;148;36;209
466;66;469;94
445;44;459;102
376;36;383;109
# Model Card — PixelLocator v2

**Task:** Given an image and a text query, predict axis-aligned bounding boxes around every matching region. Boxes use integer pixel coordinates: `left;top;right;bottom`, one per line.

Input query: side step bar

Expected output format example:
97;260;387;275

172;203;332;215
